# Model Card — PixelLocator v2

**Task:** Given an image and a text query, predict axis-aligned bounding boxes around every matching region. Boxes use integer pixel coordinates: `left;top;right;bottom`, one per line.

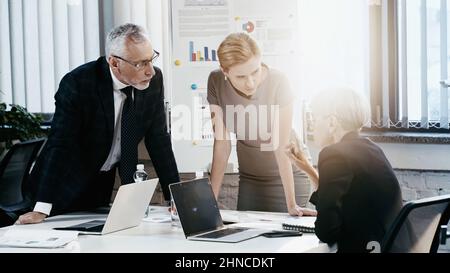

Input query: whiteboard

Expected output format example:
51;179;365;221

169;0;300;172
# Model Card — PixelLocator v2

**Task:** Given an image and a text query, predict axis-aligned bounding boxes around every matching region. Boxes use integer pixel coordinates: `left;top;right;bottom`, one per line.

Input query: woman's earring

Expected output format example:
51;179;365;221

224;76;228;81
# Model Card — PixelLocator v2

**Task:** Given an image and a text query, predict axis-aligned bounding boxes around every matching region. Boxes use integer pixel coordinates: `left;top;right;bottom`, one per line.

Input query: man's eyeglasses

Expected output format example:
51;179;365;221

112;50;160;70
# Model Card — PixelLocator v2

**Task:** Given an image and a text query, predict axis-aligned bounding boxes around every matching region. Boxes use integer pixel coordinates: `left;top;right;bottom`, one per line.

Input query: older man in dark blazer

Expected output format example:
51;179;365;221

15;23;180;224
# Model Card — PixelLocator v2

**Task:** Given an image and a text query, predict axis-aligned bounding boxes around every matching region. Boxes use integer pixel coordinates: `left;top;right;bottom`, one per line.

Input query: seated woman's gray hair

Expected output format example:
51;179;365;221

310;88;371;131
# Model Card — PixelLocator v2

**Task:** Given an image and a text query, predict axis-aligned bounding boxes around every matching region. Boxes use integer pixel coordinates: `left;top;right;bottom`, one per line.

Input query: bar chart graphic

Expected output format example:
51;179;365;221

189;41;218;62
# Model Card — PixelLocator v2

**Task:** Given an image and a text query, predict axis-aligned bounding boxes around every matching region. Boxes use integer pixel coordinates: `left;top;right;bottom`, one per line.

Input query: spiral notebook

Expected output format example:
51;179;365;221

282;217;316;233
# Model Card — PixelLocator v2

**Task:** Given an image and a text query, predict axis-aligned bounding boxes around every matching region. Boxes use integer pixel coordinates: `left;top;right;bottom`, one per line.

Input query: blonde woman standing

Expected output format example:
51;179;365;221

207;33;315;216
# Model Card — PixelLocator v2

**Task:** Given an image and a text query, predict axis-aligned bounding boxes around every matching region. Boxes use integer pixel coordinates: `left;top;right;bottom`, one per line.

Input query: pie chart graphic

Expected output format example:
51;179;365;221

242;21;255;33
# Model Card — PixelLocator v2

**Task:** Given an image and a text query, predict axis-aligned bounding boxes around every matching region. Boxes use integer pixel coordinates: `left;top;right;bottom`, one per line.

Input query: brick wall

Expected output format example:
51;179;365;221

395;170;450;202
217;174;239;210
396;170;450;252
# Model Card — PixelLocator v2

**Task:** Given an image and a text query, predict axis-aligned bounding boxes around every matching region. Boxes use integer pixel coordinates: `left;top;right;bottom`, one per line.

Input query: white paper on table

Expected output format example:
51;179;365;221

221;210;289;223
283;216;316;227
0;229;78;248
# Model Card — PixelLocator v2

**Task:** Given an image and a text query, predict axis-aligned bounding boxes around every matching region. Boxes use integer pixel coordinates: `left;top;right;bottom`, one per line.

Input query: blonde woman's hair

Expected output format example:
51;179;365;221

311;88;371;131
217;33;261;71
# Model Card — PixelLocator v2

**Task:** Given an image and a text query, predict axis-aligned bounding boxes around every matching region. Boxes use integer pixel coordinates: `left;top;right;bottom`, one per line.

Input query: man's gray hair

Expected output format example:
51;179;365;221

105;23;150;57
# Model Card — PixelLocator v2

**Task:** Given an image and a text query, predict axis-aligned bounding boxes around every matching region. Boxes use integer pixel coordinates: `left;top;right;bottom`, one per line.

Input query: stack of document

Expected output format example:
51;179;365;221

0;229;78;248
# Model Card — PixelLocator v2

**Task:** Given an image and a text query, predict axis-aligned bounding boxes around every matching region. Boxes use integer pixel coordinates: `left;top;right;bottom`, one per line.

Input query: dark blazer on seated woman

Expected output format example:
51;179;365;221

309;131;403;253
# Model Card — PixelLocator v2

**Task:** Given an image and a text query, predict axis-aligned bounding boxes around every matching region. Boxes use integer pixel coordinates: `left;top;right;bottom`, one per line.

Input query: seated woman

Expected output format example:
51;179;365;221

287;88;403;253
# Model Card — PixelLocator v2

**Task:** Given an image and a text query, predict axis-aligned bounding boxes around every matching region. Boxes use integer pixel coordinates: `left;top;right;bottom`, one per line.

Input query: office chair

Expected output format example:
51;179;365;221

381;194;450;253
0;138;46;213
440;224;450;246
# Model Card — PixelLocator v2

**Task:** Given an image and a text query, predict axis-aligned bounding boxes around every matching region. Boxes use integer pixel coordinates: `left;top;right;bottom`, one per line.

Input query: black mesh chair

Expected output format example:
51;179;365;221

381;194;450;253
0;138;46;213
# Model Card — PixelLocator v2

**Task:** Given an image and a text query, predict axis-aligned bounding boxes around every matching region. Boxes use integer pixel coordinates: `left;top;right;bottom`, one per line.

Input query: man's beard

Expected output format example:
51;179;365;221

133;82;150;90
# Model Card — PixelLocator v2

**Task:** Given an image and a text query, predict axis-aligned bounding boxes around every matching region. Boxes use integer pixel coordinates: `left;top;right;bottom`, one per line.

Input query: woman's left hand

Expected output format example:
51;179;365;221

286;142;320;189
286;143;312;171
288;204;317;216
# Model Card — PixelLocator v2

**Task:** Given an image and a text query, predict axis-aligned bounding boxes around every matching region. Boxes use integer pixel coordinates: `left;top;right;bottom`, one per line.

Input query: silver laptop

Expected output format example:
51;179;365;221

54;179;158;235
169;178;266;243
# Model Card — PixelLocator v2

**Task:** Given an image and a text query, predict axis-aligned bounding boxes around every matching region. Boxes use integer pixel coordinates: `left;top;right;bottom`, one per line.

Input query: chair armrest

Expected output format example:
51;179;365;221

440;225;449;245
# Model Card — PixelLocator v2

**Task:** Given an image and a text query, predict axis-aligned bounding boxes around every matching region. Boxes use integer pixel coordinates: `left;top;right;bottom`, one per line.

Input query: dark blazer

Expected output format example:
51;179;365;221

310;132;402;253
29;57;180;215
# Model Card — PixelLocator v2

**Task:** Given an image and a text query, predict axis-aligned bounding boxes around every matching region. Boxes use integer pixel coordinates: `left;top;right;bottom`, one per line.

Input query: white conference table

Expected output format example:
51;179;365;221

0;206;335;253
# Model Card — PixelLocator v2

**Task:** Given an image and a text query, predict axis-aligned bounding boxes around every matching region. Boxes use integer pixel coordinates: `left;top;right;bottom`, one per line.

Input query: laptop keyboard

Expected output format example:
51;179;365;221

197;227;250;239
85;224;104;232
65;220;105;232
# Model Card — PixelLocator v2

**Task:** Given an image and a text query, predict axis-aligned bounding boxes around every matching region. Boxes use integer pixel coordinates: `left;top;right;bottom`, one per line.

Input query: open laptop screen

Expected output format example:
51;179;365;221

170;178;223;237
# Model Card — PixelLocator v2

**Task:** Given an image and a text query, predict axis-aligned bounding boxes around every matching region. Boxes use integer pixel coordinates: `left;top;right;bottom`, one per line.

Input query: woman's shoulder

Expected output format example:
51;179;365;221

319;136;384;164
207;69;226;103
319;143;343;159
318;139;358;161
266;66;288;82
208;69;224;82
264;66;291;94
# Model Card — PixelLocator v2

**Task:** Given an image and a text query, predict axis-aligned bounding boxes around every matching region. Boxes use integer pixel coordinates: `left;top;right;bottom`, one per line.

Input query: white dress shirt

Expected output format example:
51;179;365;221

100;68;130;171
34;68;131;216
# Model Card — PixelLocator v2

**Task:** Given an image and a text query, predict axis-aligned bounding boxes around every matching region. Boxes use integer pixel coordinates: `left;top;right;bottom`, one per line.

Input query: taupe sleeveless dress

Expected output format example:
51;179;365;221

207;65;311;212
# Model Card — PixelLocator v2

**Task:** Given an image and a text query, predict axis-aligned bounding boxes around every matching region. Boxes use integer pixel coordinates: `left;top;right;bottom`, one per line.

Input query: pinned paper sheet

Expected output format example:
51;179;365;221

0;229;78;249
